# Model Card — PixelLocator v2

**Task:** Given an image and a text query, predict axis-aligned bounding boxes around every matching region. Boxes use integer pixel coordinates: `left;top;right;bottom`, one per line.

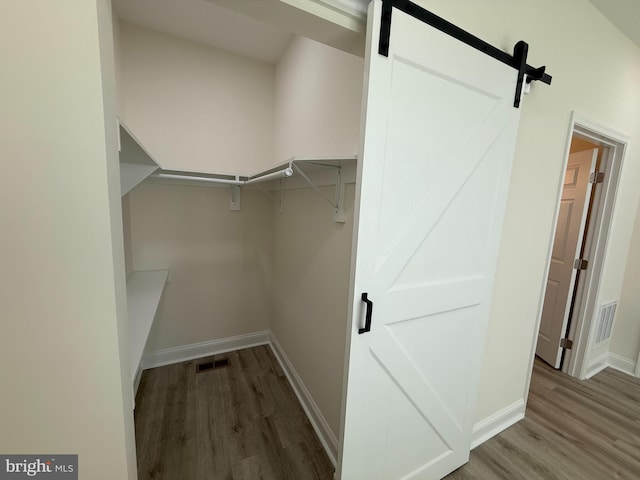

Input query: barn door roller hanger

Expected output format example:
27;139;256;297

378;0;552;108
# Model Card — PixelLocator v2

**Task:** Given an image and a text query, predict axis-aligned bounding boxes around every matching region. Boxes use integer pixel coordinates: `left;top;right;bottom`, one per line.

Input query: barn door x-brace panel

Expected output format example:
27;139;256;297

378;0;553;107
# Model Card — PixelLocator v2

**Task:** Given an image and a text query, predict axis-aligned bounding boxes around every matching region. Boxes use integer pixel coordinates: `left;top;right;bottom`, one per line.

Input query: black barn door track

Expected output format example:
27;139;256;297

378;0;552;108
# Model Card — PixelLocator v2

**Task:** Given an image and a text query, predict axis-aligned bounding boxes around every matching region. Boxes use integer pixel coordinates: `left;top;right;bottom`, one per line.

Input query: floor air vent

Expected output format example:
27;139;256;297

196;358;230;373
594;301;617;344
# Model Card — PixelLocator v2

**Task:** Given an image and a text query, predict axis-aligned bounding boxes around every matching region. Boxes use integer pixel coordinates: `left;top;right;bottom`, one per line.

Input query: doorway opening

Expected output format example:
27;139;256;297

535;113;627;379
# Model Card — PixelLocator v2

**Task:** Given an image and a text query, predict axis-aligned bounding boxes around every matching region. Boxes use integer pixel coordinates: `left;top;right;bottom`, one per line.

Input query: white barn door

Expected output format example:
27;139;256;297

339;1;524;478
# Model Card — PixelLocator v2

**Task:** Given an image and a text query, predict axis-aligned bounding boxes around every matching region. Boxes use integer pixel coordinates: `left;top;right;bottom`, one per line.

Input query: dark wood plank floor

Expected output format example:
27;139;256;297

135;345;334;480
137;349;640;479
446;358;640;480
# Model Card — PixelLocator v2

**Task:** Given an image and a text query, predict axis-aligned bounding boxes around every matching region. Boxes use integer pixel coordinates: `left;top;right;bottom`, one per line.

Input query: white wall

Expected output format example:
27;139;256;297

274;35;364;162
271;185;356;439
126;183;273;351
0;0;136;478
119;22;275;175
408;0;640;423
113;16;124;117
269;34;362;441
609;202;640;366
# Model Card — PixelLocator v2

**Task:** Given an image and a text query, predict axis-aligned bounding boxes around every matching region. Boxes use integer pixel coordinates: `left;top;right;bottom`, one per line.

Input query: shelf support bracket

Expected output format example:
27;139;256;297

292;163;345;223
293;164;337;209
254;182;280;205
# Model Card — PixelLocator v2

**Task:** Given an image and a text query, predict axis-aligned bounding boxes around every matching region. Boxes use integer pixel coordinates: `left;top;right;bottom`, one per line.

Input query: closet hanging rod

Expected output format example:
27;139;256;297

154;173;243;185
245;167;293;184
153;167;293;186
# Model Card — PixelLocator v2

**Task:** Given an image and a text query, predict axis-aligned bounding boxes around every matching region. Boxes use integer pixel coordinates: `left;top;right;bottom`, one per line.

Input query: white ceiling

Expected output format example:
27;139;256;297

113;0;640;65
588;0;640;48
112;0;295;64
316;0;368;18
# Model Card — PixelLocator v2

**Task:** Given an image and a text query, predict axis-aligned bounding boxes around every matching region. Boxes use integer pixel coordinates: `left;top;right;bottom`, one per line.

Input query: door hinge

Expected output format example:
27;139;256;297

589;171;605;184
574;258;588;270
560;338;573;349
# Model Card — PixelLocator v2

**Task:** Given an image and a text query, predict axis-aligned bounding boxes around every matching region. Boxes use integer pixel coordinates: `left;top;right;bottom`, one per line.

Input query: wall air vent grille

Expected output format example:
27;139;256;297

196;358;230;373
595;301;617;344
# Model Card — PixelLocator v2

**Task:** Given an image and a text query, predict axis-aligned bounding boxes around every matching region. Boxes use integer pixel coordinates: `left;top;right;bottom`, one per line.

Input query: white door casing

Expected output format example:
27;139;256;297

537;148;598;368
339;1;524;478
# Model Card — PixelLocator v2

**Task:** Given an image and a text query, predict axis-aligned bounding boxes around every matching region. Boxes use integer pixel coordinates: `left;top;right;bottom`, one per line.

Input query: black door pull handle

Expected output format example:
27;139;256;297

359;293;373;334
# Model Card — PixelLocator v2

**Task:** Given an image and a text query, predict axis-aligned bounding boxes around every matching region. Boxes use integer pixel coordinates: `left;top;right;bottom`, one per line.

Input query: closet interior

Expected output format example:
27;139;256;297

114;0;365;465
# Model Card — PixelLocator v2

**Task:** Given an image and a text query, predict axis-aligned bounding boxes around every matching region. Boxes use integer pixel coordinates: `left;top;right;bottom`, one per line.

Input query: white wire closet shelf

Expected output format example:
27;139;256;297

149;155;357;188
118;118;357;220
149;156;357;222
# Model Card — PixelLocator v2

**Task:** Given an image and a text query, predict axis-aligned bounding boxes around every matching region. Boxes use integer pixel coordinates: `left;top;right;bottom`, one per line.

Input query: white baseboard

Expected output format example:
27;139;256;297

584;352;609;379
471;399;525;449
608;353;637;376
140;330;271;369
268;333;339;467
